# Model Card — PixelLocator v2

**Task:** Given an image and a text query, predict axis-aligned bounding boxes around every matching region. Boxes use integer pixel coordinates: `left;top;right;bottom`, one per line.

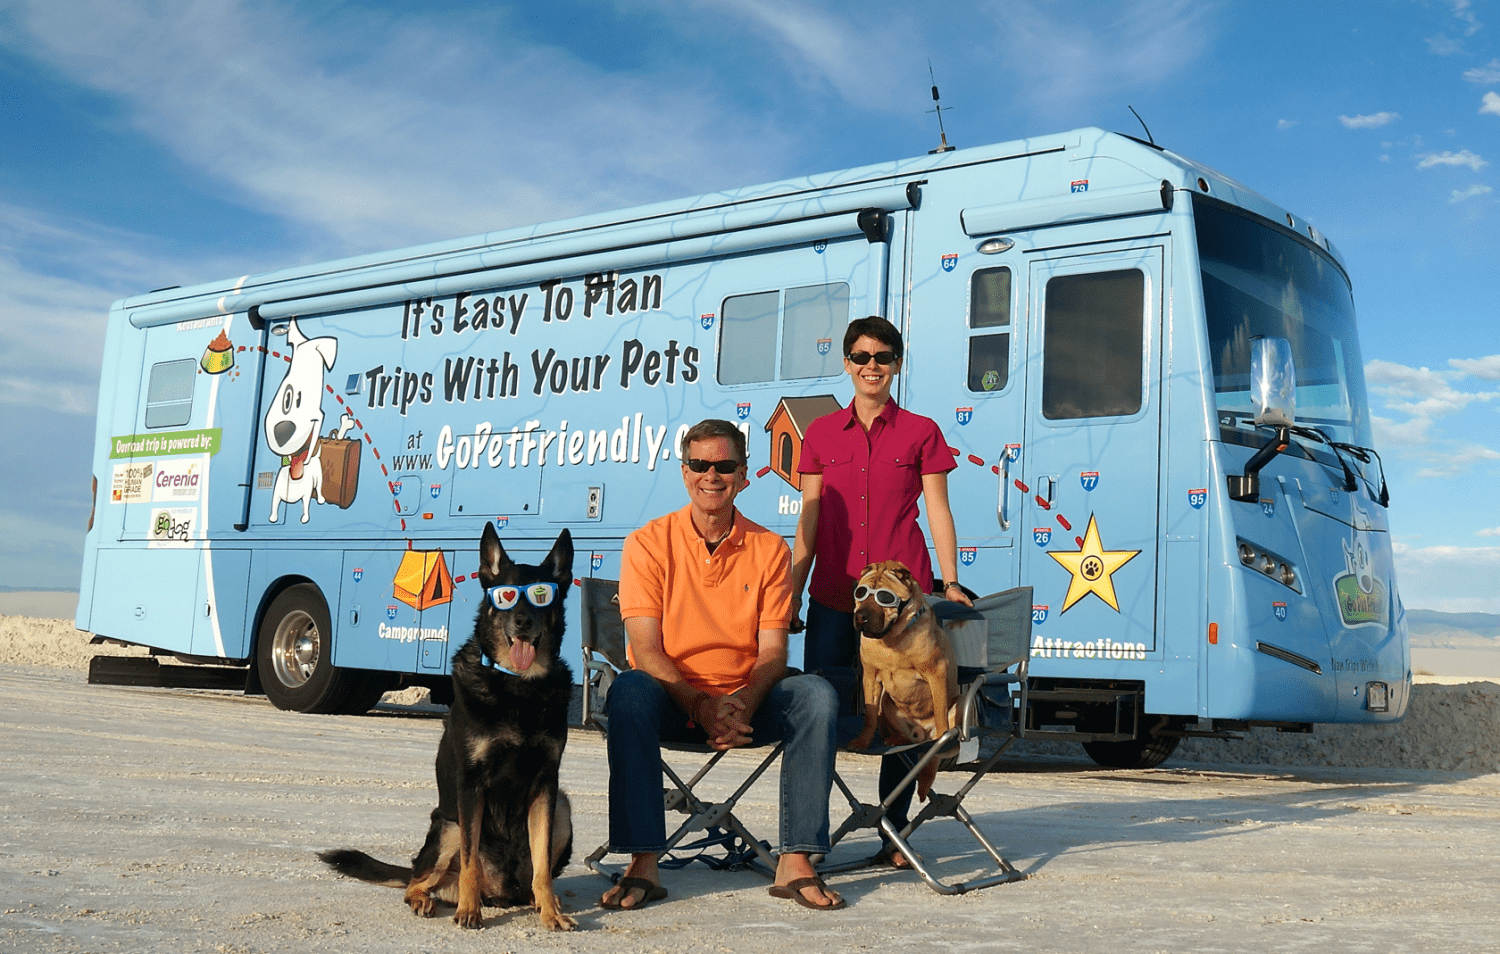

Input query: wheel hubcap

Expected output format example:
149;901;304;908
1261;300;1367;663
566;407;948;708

271;610;320;688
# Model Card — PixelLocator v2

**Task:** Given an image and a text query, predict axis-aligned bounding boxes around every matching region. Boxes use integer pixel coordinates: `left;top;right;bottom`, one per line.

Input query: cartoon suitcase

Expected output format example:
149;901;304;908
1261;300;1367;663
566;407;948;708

319;431;361;509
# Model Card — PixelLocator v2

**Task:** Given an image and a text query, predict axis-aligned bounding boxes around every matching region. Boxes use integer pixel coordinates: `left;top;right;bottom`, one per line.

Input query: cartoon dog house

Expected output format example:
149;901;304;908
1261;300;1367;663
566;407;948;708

764;394;843;491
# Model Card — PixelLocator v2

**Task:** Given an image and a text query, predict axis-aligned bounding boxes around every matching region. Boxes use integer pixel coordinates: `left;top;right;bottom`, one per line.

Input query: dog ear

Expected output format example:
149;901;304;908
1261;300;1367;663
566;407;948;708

544;528;574;591
478;521;511;586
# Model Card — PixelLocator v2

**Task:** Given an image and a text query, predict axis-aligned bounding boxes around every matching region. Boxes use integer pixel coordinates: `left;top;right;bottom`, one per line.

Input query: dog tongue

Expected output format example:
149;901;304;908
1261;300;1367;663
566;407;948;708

509;640;535;672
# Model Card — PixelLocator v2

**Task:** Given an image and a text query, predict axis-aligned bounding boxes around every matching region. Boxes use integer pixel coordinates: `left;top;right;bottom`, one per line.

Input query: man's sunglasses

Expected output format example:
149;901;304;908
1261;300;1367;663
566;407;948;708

846;350;898;366
685;458;743;474
487;582;559;611
853;584;905;607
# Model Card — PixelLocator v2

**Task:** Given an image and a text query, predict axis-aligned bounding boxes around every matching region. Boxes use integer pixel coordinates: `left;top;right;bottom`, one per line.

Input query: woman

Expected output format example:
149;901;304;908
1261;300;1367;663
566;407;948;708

790;314;971;867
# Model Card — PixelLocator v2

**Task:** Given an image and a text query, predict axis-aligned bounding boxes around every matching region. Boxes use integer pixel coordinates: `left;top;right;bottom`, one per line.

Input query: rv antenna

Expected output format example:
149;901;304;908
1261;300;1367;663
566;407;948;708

1127;105;1155;146
927;61;955;154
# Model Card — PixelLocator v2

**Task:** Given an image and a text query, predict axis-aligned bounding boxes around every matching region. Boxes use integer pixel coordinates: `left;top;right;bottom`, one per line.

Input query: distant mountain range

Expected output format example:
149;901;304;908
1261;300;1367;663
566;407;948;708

1406;609;1500;649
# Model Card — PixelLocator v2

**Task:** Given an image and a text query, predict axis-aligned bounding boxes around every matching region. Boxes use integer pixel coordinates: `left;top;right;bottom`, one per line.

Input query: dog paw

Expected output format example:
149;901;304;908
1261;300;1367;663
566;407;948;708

405;893;438;919
540;907;577;932
454;907;484;929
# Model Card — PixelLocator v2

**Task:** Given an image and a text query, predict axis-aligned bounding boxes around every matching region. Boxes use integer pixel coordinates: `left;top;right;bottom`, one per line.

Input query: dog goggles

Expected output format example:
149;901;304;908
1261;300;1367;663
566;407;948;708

486;582;559;610
853;585;905;608
685;458;742;474
846;350;898;366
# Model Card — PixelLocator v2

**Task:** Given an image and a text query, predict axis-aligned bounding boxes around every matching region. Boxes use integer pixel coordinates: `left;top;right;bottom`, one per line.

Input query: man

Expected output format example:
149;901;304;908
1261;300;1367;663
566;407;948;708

600;419;844;911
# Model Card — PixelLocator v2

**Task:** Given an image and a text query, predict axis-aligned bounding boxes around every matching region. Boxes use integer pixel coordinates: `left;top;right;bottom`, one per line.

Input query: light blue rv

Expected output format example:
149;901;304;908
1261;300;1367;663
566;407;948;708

78;126;1408;767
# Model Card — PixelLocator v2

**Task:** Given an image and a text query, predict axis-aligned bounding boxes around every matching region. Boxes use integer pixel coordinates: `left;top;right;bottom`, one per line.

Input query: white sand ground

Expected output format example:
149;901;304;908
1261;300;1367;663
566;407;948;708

4;610;1499;774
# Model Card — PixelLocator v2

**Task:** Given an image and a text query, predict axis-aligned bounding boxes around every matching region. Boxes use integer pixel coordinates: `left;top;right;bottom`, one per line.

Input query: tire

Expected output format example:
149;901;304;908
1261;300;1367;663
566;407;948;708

255;584;378;715
1082;732;1181;769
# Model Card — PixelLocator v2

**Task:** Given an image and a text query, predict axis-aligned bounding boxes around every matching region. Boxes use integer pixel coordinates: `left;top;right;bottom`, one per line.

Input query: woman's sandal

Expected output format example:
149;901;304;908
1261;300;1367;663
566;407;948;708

768;875;846;910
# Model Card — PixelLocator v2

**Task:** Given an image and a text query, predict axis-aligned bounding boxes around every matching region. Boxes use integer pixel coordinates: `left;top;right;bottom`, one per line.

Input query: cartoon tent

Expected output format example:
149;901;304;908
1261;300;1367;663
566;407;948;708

393;550;454;610
764;394;843;491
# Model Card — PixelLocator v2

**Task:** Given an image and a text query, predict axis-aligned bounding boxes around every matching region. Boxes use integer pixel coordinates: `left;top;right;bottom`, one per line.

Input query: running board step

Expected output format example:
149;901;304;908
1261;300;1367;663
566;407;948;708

88;655;249;691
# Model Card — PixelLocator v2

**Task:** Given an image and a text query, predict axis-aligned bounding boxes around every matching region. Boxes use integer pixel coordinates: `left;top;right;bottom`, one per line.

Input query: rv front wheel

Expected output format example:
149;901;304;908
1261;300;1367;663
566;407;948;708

256;584;371;714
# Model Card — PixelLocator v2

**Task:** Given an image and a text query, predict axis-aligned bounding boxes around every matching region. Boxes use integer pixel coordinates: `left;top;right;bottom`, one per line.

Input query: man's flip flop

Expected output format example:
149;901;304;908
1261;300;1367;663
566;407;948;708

600;877;668;910
768;875;846;910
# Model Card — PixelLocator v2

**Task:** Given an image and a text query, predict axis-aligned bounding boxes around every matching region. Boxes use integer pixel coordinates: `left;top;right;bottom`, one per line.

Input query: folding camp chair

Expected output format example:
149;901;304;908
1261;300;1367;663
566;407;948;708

578;577;784;881
823;586;1033;895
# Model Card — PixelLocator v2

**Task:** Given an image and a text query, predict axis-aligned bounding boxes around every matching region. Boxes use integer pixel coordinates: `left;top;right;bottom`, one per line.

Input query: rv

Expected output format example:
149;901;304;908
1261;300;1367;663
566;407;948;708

79;127;1407;767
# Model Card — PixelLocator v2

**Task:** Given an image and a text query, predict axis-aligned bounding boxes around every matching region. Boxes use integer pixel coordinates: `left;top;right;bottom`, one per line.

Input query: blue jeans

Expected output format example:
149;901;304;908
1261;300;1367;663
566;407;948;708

605;668;838;855
804;599;915;835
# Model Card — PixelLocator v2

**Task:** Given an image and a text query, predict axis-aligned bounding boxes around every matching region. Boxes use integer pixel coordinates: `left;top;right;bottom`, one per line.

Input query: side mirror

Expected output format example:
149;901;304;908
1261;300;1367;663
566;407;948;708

1228;337;1296;502
1251;336;1295;427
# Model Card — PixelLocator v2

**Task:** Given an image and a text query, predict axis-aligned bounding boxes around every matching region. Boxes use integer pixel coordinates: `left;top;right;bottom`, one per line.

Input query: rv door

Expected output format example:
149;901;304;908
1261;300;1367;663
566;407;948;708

1019;243;1166;661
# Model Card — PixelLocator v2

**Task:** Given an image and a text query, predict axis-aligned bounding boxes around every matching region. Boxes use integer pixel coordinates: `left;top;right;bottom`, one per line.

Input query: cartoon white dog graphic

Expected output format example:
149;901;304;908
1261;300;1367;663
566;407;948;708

265;319;354;524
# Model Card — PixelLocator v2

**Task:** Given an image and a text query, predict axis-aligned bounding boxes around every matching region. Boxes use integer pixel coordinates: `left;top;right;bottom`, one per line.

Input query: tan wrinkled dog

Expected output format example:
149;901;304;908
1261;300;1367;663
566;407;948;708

846;561;959;799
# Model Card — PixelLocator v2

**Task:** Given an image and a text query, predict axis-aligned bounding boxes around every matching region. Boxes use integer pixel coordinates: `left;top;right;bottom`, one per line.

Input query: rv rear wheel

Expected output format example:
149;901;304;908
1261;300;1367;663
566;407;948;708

256;584;379;715
1081;732;1181;769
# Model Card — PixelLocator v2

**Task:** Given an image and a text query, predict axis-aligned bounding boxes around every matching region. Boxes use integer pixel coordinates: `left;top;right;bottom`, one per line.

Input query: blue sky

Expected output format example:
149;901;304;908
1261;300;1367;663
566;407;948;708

2;0;1497;611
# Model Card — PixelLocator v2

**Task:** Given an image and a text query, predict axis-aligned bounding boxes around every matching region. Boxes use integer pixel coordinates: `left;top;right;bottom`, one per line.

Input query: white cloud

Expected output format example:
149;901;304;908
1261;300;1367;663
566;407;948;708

1;0;793;254
1277;118;1298;130
1417;149;1488;170
1339;111;1400;129
1392;545;1500;613
1427;35;1464;56
1483;91;1500;116
1450;184;1494;202
1477;527;1500;537
974;0;1219;120
1366;358;1500;479
1450;355;1500;379
1466;59;1500;83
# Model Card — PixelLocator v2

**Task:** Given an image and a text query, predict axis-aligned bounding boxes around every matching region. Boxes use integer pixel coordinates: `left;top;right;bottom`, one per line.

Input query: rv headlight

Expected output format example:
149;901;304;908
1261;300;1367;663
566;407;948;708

1239;543;1256;566
1279;563;1296;588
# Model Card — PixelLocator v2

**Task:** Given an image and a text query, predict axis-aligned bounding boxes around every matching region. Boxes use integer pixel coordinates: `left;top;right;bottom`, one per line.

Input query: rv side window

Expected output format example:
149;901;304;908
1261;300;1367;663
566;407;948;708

1042;269;1144;419
967;267;1011;392
718;282;850;385
781;282;849;380
144;359;197;428
719;291;780;385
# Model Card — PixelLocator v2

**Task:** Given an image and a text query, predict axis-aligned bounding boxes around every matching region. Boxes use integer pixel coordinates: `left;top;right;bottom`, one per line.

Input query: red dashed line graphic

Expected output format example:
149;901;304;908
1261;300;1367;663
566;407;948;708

966;454;985;467
756;465;772;478
1056;515;1072;532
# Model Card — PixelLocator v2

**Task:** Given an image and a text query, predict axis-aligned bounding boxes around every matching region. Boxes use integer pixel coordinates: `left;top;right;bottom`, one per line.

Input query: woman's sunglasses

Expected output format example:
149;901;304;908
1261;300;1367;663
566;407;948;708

685;458;742;474
853;584;905;607
487;582;559;611
846;350;898;366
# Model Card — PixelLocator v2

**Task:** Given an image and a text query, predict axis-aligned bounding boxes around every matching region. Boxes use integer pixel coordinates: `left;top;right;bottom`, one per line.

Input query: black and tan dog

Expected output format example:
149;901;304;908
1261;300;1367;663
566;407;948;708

320;524;577;931
846;560;959;799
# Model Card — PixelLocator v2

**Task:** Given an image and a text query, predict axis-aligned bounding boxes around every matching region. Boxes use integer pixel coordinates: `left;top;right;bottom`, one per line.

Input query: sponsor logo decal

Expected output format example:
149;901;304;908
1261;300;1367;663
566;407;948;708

148;507;196;547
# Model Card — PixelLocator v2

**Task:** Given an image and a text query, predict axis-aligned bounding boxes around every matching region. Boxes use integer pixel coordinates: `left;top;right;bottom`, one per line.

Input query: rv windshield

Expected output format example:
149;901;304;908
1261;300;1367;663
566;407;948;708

1195;197;1373;449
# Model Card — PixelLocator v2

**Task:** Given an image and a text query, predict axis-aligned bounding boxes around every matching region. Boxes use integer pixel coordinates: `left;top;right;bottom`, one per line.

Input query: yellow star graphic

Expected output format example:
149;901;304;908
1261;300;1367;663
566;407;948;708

1047;514;1140;613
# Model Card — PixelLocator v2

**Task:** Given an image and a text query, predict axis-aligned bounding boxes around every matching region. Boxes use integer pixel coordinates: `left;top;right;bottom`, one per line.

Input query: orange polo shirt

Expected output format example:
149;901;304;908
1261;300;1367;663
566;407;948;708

620;505;792;695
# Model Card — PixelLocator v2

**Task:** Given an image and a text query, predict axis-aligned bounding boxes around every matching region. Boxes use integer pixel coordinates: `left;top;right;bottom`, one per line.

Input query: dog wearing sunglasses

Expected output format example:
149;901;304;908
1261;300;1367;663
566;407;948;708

320;524;577;931
846;560;958;800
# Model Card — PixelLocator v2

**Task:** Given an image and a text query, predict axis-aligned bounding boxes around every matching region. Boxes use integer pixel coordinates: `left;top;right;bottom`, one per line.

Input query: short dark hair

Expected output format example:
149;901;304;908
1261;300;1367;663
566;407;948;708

843;315;903;359
680;419;748;464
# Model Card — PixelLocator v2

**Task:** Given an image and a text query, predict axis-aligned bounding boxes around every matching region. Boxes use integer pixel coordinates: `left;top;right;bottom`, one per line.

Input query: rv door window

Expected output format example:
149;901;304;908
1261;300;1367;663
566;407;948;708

967;267;1012;393
144;358;197;428
1041;269;1144;420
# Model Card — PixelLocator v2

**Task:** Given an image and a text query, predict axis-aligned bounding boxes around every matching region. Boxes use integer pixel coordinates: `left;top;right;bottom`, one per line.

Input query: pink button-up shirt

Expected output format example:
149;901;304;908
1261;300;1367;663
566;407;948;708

798;400;957;613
